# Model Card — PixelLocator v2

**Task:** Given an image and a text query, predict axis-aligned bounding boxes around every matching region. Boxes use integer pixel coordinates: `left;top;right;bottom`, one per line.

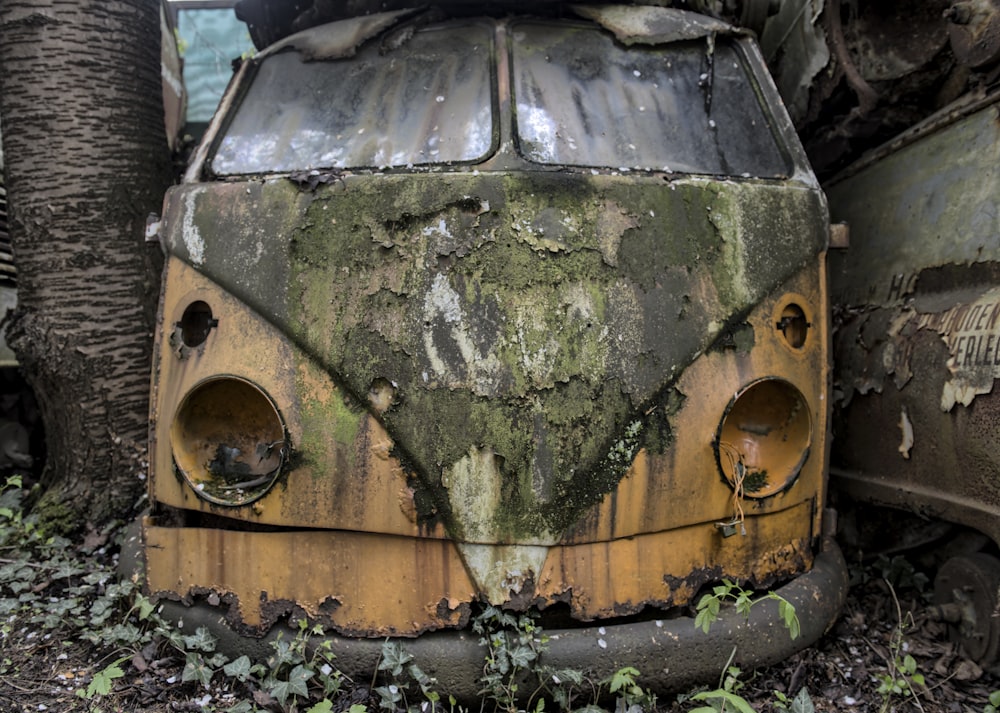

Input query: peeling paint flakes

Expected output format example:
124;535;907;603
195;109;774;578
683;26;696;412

370;436;394;461
915;287;1000;410
422;273;501;392
181;189;206;266
421;218;452;239
595;200;637;267
398;487;418;523
940;380;979;411
897;406;913;460
427;273;462;323
456;543;551;604
517;325;553;380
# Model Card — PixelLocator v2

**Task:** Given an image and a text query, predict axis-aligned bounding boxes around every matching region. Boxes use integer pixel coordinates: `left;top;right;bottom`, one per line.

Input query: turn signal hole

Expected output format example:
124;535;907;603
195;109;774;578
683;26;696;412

179;301;217;348
716;378;811;498
776;303;809;349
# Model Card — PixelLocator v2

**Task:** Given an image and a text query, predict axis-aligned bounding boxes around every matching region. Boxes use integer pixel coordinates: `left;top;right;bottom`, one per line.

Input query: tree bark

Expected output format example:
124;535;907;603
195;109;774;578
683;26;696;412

0;0;173;528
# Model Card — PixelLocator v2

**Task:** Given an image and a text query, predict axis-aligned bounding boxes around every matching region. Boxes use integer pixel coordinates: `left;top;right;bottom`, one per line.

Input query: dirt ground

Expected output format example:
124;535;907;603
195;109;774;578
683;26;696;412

1;528;998;713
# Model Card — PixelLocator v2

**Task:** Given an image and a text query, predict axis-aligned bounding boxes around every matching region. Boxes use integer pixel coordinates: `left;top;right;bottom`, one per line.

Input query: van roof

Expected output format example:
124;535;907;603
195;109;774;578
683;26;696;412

235;0;738;51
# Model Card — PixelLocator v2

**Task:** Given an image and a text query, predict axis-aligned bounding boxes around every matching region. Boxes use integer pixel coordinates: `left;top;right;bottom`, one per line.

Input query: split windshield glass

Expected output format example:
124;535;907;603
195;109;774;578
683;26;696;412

211;18;788;177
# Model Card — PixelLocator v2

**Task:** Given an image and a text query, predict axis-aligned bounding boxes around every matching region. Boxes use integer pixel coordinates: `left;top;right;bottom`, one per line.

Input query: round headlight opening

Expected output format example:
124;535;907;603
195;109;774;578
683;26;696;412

171;377;287;506
716;378;811;498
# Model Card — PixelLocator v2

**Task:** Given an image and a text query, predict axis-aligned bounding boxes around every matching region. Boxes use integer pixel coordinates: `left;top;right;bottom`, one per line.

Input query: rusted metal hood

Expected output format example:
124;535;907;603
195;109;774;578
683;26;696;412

255;9;420;61
162;171;826;543
248;4;739;63
571;4;739;43
235;0;738;51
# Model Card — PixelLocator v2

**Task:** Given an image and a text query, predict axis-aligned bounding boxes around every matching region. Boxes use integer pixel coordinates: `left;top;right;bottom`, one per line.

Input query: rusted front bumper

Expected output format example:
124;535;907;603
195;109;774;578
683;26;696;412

147;537;847;698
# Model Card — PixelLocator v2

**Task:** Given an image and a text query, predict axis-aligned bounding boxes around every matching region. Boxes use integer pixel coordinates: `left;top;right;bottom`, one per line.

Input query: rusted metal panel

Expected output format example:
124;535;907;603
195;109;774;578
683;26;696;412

157;175;827;541
145;502;813;635
149;253;829;632
564;260;830;545
828;93;1000;544
144;519;476;635
152;258;443;537
828;98;1000;310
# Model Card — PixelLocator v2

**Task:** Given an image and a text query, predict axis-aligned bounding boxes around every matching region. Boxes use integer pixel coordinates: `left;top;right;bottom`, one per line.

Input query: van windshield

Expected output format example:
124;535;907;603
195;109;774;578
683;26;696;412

211;23;495;174
210;19;788;177
511;23;787;176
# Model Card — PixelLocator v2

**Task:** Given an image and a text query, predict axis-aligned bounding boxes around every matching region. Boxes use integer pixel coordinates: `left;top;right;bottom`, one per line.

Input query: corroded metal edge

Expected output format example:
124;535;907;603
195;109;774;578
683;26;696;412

124;520;846;699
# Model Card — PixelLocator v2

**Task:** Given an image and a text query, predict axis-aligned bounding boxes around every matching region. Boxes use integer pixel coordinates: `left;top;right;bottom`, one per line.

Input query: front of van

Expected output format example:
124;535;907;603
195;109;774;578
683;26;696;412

143;4;846;695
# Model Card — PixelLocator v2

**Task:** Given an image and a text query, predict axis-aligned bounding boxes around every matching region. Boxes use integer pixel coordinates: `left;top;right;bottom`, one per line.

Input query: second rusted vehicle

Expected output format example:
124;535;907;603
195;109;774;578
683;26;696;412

143;2;846;695
829;91;1000;670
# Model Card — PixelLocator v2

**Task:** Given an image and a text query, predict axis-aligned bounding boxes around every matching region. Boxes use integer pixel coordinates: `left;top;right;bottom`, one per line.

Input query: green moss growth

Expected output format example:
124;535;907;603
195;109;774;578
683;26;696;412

294;354;365;475
32;489;82;538
180;171;826;544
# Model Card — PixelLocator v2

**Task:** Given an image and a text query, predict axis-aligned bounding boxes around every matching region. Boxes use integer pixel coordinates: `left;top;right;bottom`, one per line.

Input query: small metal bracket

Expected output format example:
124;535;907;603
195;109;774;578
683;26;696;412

829;222;850;249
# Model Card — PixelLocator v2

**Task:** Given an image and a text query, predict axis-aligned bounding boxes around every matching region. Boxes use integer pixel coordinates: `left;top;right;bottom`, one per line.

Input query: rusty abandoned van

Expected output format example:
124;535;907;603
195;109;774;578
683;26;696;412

829;91;1000;669
143;3;847;694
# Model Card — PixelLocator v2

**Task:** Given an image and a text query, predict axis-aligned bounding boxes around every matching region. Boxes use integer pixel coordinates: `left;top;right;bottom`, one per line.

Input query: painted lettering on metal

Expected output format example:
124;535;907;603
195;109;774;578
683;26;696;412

913;287;1000;409
886;272;918;303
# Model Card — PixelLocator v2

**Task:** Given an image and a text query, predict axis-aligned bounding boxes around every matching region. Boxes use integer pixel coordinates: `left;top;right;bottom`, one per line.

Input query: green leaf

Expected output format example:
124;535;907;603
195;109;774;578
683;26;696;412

136;595;156;621
289;663;314;686
269;637;296;668
509;644;537;668
789;687;814;713
695;604;719;634
349;704;369;713
408;662;432;689
779;600;800;640
691;689;758;713
182;652;214;688
270;680;294;707
84;658;127;699
375;684;403;710
183;626;219;653
735;593;752;618
223;655;253;682
550;668;584;686
270;664;313;705
307;701;335;713
608;666;640;693
207;652;230;668
379;641;414;676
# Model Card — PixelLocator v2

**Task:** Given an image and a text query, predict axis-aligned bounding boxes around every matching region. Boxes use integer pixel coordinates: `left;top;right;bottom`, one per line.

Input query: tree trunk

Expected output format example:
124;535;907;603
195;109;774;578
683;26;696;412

0;0;173;529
